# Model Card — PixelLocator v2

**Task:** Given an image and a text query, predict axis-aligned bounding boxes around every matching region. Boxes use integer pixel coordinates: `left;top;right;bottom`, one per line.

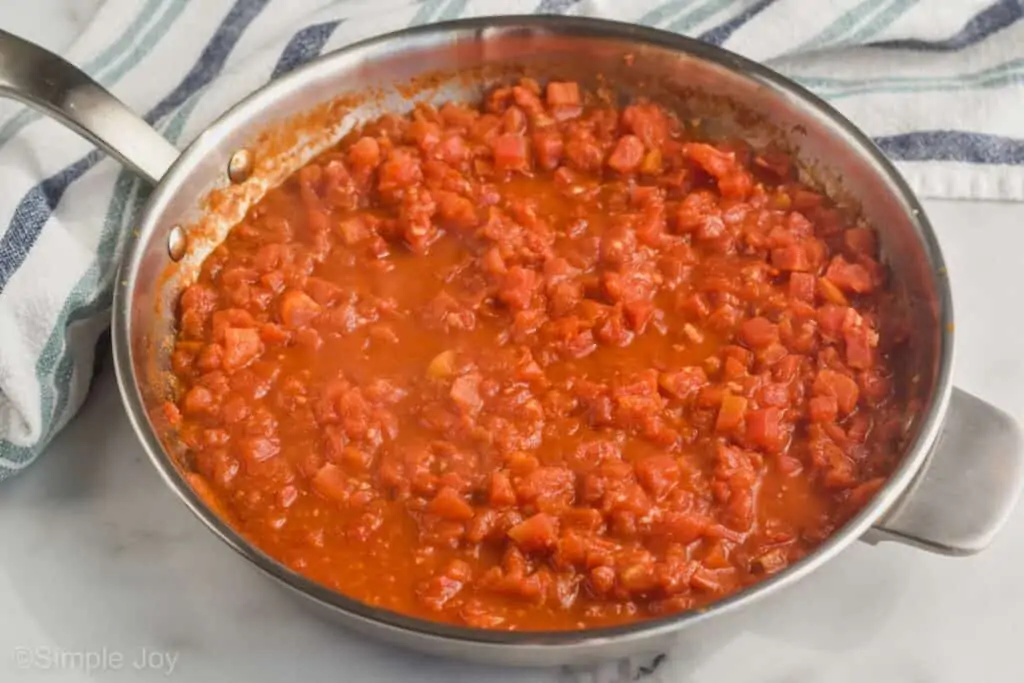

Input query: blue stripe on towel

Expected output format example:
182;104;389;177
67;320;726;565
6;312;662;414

791;58;1023;90
874;130;1024;165
411;0;447;24
639;1;691;28
271;19;342;79
668;0;738;34
699;0;776;45
840;0;919;46
796;0;891;51
0;153;102;292
869;0;1022;52
535;0;580;12
439;0;471;20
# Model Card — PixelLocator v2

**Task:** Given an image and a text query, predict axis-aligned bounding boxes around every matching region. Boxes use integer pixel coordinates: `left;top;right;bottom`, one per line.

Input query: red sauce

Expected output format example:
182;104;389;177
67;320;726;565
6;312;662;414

164;78;906;631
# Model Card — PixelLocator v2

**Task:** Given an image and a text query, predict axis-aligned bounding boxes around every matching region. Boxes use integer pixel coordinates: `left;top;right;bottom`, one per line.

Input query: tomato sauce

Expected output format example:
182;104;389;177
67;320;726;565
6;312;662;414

164;78;906;630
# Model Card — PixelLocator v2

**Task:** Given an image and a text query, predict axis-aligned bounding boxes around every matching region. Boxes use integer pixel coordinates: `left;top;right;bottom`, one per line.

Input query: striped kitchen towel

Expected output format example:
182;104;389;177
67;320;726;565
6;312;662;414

0;0;1022;479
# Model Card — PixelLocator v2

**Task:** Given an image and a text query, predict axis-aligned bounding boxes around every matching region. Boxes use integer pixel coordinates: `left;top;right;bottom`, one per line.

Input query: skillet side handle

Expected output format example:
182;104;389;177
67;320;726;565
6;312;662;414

0;29;179;185
866;387;1024;556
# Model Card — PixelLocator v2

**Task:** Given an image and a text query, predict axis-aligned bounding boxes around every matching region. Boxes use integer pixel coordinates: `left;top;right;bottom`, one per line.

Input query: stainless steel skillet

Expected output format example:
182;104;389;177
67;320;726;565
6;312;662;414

1;16;1020;667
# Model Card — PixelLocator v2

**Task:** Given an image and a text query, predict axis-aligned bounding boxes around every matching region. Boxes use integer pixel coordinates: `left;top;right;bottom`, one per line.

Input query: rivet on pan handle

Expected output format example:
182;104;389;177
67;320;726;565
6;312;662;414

0;29;180;186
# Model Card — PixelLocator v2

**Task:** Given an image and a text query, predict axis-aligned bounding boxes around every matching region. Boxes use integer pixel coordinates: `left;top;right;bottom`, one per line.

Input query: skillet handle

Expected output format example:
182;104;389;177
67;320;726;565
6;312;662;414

0;29;179;185
865;387;1024;555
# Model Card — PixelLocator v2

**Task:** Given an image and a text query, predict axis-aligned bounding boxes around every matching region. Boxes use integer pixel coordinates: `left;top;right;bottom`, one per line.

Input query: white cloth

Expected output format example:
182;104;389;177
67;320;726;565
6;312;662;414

1;0;1022;478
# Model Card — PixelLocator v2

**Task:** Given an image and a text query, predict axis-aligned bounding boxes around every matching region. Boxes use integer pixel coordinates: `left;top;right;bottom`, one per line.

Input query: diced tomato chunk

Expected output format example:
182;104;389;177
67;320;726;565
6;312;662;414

718;170;753;199
515;467;576;507
607;135;645;174
682;142;734;179
532;129;564;170
336;216;370;245
658;366;708;400
635;454;680;498
809;395;839;423
818;276;849;306
498;266;538;311
222;327;262;371
490;471;517;507
409;120;441;151
279;290;322;328
738;316;778;349
824;255;875;294
844;322;876;369
843;227;878;257
182;385;215;415
492;133;529;172
771;244;812;272
817;304;848;340
512;85;544;117
436;191;478;230
622;103;669;147
503;106;527;134
507;513;558;552
813;369;860;414
429;486;475;521
438;134;469;165
716;393;748;432
450;373;484;415
348;136;381;171
675;190;718;233
789;272;816;302
546;81;580;107
759;382;790;407
313;463;348;502
746;407;784;452
658;511;710;544
378;149;422;192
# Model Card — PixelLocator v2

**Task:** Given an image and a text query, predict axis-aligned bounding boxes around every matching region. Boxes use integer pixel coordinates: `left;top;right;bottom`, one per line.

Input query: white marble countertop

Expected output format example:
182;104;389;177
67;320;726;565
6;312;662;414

2;4;1024;683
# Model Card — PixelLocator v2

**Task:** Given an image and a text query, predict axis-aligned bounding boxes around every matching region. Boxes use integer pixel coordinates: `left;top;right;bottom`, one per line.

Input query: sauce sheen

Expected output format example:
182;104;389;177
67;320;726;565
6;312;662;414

164;78;907;631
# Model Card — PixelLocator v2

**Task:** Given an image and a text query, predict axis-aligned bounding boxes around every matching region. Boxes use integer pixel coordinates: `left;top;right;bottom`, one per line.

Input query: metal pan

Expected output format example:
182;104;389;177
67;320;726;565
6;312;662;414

1;15;1021;668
